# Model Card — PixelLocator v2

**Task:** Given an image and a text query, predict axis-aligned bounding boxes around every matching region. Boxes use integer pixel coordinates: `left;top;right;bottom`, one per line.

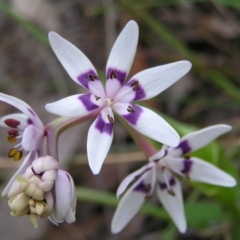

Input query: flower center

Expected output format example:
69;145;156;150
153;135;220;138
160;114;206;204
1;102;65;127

105;98;113;107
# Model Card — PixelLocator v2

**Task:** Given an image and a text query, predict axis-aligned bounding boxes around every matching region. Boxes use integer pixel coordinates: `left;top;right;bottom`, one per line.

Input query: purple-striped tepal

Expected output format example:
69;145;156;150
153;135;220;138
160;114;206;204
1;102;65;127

111;125;236;234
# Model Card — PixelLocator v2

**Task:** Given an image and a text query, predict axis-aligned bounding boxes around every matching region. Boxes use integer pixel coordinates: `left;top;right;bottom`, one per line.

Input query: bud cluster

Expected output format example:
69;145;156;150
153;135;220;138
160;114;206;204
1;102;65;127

7;156;59;228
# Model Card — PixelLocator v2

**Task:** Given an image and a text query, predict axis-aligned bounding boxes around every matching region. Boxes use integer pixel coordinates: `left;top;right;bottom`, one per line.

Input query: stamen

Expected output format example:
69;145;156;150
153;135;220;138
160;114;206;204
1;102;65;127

131;81;139;91
8;129;19;136
6;135;17;143
8;148;17;158
110;70;117;79
14;151;22;161
8;148;22;161
127;105;136;113
5;119;20;128
94;95;101;101
107;115;114;124
147;184;152;191
88;74;97;81
168;189;175;196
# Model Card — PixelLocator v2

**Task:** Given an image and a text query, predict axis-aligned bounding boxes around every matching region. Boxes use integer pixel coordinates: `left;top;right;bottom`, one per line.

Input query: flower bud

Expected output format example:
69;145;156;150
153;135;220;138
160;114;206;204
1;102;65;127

8;193;30;217
49;170;76;224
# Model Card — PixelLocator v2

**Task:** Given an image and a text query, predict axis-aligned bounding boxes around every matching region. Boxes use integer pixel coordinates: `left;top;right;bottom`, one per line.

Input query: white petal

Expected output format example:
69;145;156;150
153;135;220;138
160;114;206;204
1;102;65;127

45;94;103;117
52;170;72;222
166;156;236;187
106;21;138;84
124;61;192;101
2;152;35;196
22;125;44;151
0;113;29;130
49;32;104;93
156;170;186;233
169;124;232;157
0;93;43;127
106;79;122;99
117;162;155;197
87;108;114;174
111;168;155;234
113;103;180;147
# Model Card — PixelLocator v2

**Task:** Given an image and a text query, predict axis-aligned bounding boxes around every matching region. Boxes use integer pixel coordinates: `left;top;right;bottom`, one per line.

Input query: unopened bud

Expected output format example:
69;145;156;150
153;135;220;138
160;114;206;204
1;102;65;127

8;193;30;217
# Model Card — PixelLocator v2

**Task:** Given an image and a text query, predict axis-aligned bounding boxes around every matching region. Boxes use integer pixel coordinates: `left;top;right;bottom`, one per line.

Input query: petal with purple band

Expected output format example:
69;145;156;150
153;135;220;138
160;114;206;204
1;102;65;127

169;124;232;157
106;68;127;85
45;94;103;118
0;113;30;130
117;162;155;197
0;93;43;127
48;32;98;91
113;103;142;125
87;108;114;174
165;156;236;186
113;81;145;103
77;69;100;90
156;171;186;233
111;168;155;234
106;21;139;84
106;78;122;99
128;61;192;101
113;103;180;147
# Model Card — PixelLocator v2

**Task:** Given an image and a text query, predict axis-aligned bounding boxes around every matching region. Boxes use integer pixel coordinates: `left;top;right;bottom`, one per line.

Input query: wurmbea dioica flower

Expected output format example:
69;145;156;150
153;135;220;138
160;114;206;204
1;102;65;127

7;156;76;227
45;20;192;174
111;124;236;234
0;93;45;196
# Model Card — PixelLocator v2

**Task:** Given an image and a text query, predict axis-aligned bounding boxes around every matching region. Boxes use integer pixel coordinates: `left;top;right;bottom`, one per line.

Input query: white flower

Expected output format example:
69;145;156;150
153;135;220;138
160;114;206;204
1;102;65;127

0;93;45;196
111;124;236;234
45;20;192;174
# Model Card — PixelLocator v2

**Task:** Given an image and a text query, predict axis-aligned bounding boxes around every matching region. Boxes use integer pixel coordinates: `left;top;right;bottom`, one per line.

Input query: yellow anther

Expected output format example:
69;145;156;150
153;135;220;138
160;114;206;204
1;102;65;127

14;151;22;161
6;135;17;143
8;148;17;158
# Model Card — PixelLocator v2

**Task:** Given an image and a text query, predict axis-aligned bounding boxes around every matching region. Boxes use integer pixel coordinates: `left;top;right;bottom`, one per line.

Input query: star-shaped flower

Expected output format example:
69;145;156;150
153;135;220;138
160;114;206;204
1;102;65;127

0;93;45;195
111;124;236;233
46;21;192;174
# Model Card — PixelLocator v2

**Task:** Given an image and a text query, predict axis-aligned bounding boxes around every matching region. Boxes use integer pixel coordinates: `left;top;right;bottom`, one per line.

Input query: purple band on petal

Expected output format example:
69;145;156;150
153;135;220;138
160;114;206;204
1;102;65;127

133;166;153;181
78;94;99;111
28;108;36;116
106;68;126;85
158;177;176;190
133;180;150;194
27;118;33;125
127;79;146;101
175;140;191;155
95;114;114;135
77;70;99;90
181;158;193;174
122;104;142;126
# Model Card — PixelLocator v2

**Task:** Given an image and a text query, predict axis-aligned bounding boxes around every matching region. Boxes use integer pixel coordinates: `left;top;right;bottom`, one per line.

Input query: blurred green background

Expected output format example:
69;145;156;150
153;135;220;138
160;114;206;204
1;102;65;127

0;0;240;239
